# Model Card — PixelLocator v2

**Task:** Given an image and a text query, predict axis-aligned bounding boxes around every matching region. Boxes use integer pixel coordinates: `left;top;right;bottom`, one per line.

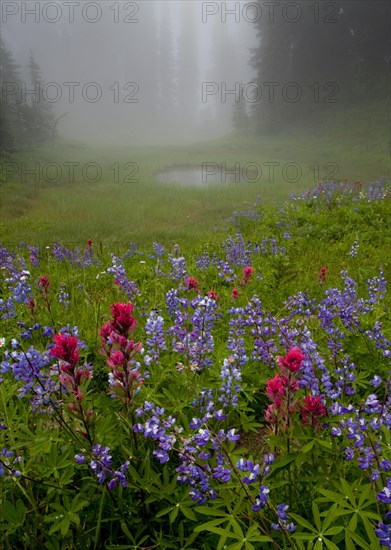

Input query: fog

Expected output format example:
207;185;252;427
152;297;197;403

1;1;389;149
1;0;258;145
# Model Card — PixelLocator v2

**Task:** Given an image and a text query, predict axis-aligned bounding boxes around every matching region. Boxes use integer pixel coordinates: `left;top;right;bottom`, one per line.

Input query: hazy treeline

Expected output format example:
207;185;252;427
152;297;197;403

249;0;390;134
0;1;254;148
0;39;57;153
0;0;389;151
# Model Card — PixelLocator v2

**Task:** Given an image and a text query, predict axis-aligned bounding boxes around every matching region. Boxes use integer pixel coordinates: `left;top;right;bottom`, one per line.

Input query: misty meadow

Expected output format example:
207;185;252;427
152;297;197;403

0;1;390;548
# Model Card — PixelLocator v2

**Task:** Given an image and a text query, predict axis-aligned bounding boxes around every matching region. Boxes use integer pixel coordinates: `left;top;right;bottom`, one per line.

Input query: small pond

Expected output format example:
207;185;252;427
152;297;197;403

156;165;256;186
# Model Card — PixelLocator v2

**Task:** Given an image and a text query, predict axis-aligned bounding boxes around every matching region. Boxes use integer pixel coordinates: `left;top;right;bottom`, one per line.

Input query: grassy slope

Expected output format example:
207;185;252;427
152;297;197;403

0;96;389;246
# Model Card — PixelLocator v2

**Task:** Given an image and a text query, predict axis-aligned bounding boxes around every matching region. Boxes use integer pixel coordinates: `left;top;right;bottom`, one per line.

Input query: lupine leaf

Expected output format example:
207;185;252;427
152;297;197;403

312;502;321;531
193;518;227;532
290;513;317;532
345;529;372;550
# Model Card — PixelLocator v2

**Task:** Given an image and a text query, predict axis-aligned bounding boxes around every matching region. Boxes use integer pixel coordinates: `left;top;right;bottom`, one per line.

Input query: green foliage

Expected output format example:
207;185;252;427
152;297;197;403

0;179;390;548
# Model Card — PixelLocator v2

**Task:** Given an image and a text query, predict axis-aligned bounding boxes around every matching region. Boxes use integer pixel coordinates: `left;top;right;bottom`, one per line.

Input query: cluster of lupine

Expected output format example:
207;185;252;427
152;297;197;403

195;234;285;281
144;309;166;364
52;242;100;269
27;245;40;267
166;293;218;372
223;233;253;266
292;179;389;205
134;397;274;510
168;254;187;282
123;241;142;259
75;445;130;490
1;343;59;412
243;295;278;365
134;395;297;538
227;202;262;226
57;283;70;308
348;239;360;258
106;255;139;299
0;445;22;479
317;270;387;356
219;355;242;408
328;373;391;536
220;305;248;407
376;480;391;547
1;321;92;419
150;241;165;259
0;248;32;320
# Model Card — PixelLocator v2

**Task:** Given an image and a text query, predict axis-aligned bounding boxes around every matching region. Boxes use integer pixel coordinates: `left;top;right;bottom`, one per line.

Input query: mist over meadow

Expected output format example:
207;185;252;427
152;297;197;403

1;0;389;149
2;1;258;145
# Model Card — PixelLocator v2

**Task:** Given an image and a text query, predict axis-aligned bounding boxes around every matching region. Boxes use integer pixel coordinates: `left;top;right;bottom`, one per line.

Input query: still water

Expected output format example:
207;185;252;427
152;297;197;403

156;165;253;186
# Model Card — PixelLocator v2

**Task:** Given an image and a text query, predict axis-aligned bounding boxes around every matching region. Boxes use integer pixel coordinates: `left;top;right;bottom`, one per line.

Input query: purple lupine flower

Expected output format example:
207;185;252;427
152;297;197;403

107;254;139;298
222;233;252;267
57;283;70;308
252;485;270;511
168;255;187;282
187;296;218;371
0;264;32;319
345;448;355;460
371;375;383;388
79;444;129;490
196;251;212;271
0;447;22;479
366;269;387;306
166;289;179;318
365;322;391;358
375;521;391;547
227;429;240;442
28;245;40;267
348;240;359;258
219;356;242;408
377;479;391;504
1;346;60;413
42;326;55;338
212;465;231;482
152;242;165;258
145;310;166;364
123;242;141;259
331;427;342;437
212;258;237;284
270;236;278;255
227;306;248;366
277;504;289;521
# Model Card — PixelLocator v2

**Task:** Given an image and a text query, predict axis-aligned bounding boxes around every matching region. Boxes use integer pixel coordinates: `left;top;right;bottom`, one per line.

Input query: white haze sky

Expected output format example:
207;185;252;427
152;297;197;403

2;0;258;144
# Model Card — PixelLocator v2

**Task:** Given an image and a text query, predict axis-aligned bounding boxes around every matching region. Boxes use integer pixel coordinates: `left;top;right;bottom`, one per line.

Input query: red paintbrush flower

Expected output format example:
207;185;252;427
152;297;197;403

186;276;199;291
38;275;51;292
243;266;254;281
50;334;80;370
319;267;327;285
266;374;285;400
278;348;305;373
301;395;327;426
110;302;137;335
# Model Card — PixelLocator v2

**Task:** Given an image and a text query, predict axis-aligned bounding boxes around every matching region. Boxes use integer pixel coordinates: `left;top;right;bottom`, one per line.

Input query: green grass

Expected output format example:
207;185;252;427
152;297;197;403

1;94;390;549
0;163;390;549
1;96;389;246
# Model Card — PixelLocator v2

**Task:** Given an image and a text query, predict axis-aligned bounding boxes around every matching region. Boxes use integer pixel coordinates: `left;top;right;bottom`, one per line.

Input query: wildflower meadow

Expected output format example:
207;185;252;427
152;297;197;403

1;180;390;549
